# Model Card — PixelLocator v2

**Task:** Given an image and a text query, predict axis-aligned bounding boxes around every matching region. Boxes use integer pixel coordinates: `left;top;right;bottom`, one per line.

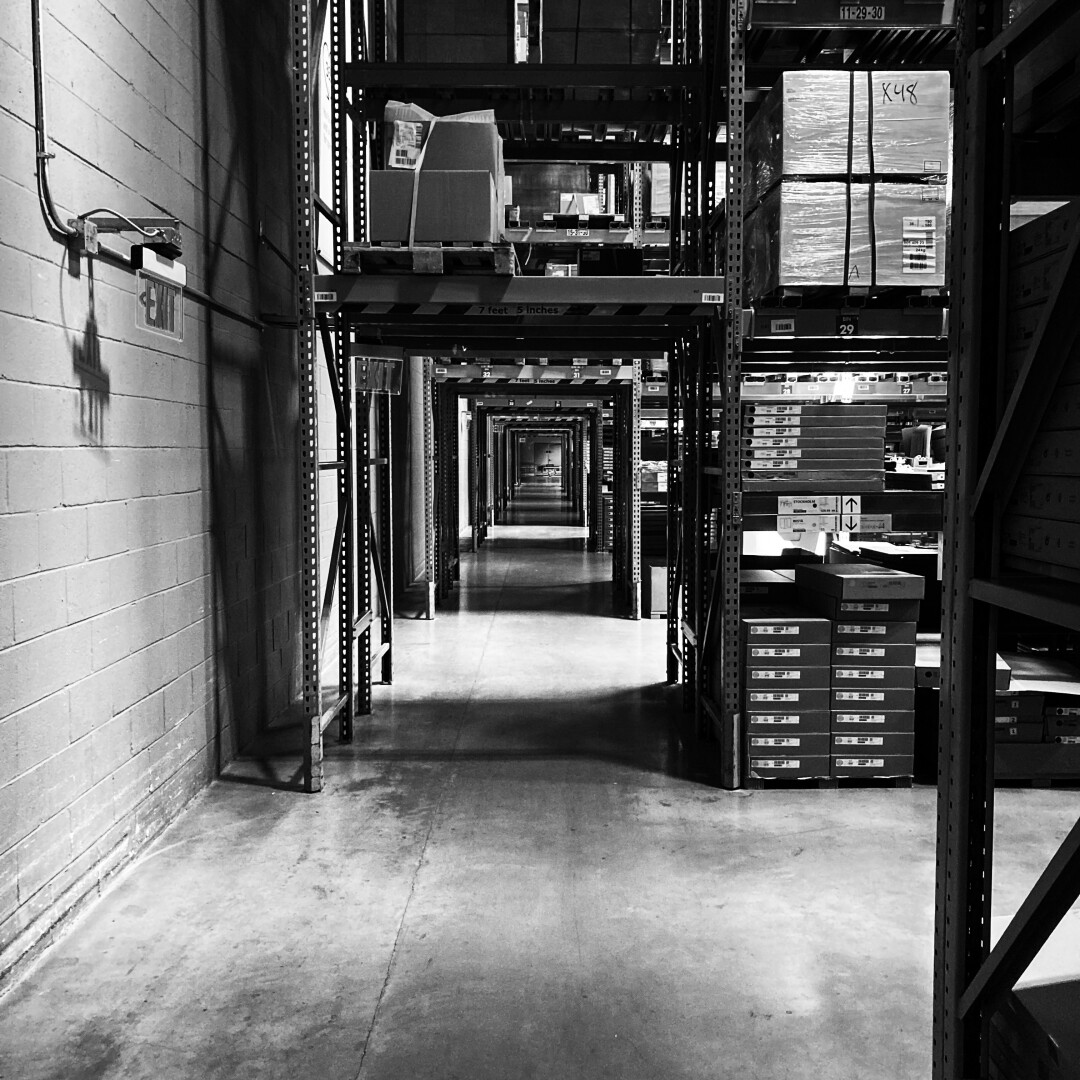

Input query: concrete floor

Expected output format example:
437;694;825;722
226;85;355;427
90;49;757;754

2;484;1079;1079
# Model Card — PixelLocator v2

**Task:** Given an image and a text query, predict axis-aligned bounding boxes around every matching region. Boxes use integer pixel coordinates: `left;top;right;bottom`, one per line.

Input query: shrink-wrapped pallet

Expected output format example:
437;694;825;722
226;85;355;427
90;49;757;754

745;70;951;205
744;180;947;296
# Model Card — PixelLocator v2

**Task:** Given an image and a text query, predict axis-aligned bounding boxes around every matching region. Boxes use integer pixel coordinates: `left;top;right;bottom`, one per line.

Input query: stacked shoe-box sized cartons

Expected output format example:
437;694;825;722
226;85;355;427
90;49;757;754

742;402;887;493
1045;695;1080;744
742;606;832;779
795;563;923;780
994;692;1045;744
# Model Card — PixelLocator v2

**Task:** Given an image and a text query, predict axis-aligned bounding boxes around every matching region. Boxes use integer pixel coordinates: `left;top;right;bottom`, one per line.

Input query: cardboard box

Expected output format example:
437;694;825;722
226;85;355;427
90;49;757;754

833;665;916;690
740;569;799;603
745;180;948;296
740;609;831;645
402;31;509;63
745;687;832;712
750;732;831;757
745;69;952;204
832;731;915;756
746;666;831;688
744;643;831;667
832;687;916;712
369;170;499;244
1047;715;1080;740
832;709;915;732
831;754;914;778
747;711;831;734
995;721;1045;743
832;642;917;666
994;693;1045;720
748;755;832;779
796;562;926;601
833;621;918;646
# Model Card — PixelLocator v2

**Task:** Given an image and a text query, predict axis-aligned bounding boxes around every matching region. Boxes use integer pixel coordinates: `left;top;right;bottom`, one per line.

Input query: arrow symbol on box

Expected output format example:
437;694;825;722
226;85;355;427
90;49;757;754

843;517;859;531
844;497;858;511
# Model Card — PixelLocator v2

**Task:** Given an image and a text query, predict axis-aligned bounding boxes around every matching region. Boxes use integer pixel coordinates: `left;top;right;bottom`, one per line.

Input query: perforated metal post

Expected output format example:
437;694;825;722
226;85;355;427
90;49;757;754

337;335;356;739
293;0;322;791
718;0;746;788
631;359;643;620
666;343;681;684
376;392;394;683
423;358;436;619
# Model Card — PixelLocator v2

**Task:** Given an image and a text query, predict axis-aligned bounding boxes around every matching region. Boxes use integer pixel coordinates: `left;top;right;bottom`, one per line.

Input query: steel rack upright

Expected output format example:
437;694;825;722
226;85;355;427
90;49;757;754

935;1;1080;1077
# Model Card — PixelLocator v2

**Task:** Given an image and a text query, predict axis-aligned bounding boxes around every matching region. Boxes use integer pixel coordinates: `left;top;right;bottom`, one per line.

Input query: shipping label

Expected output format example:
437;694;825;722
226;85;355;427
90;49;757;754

835;758;886;768
390;120;425;169
835;714;887;724
747;437;799;448
750;648;803;658
750;427;802;437
836;669;886;680
903;216;938;274
749;692;798;702
837;624;888;635
836;647;886;658
749;625;799;635
751;670;801;680
778;496;839;515
777;515;838;533
751;759;800;769
751;715;800;724
751;738;799;748
841;602;890;612
835;736;885;746
836;691;886;701
750;448;803;459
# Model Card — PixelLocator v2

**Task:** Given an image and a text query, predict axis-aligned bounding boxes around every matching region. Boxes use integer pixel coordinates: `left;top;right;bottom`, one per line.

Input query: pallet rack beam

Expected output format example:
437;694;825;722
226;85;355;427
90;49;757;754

343;62;703;90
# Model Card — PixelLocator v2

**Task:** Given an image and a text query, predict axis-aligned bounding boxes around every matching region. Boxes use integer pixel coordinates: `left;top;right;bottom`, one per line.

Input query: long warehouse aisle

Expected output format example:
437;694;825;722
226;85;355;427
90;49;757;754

2;535;1077;1080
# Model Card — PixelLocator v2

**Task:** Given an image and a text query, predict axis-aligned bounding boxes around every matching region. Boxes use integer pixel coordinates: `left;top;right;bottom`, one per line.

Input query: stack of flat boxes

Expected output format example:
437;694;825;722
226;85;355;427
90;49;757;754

743;606;832;779
1044;696;1080;743
796;563;923;779
742;403;886;493
994;693;1045;744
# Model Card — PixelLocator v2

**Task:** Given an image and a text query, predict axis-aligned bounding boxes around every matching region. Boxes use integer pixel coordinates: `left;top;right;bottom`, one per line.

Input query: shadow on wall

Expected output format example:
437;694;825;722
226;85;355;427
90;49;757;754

70;280;110;445
198;1;306;788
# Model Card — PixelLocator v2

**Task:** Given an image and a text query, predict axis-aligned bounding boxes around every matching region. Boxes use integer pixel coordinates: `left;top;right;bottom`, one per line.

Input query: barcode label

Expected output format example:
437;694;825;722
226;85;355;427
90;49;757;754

837;625;887;635
836;669;886;680
749;692;798;702
835;758;886;768
751;670;801;680
835;714;886;724
750;626;799;635
751;715;800;724
750;648;802;658
836;736;885;746
836;691;886;701
836;647;886;658
751;759;800;769
841;602;890;612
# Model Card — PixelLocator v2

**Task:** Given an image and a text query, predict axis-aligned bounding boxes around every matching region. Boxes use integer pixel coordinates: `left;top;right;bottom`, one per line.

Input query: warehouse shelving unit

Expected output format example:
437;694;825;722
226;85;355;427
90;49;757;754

666;0;958;789
293;0;726;790
934;1;1080;1077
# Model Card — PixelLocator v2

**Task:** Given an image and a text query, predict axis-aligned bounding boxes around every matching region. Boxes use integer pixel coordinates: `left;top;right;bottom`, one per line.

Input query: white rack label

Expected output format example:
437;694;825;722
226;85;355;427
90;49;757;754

702;292;724;304
778;515;839;534
770;318;796;334
778;496;839;515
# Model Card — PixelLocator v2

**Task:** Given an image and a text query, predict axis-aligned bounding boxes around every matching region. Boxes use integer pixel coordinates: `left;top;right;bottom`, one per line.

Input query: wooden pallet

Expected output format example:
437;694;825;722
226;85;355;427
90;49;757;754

745;775;915;790
344;241;516;276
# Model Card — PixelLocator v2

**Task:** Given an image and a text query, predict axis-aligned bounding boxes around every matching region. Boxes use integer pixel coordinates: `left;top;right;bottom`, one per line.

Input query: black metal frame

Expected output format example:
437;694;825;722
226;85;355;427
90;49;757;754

934;2;1080;1077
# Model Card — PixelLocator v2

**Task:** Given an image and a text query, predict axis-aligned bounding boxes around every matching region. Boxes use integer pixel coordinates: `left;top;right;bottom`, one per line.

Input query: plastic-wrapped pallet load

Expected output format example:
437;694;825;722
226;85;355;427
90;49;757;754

745;70;952;205
744;181;948;295
742;67;951;298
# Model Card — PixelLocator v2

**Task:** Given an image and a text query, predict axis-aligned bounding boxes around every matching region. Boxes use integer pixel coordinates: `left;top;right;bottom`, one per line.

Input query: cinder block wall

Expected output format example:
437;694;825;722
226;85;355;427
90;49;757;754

0;2;300;981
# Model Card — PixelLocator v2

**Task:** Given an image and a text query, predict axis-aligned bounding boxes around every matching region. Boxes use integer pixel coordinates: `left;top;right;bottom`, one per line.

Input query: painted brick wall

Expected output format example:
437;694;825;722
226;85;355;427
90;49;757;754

0;1;300;980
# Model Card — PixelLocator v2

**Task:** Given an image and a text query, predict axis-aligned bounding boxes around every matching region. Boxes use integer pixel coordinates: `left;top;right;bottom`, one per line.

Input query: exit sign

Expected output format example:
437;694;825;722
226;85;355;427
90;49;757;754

135;270;183;341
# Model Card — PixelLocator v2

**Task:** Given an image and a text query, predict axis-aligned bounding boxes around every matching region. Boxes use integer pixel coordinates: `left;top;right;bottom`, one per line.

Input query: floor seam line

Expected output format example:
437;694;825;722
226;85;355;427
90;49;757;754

353;786;443;1080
